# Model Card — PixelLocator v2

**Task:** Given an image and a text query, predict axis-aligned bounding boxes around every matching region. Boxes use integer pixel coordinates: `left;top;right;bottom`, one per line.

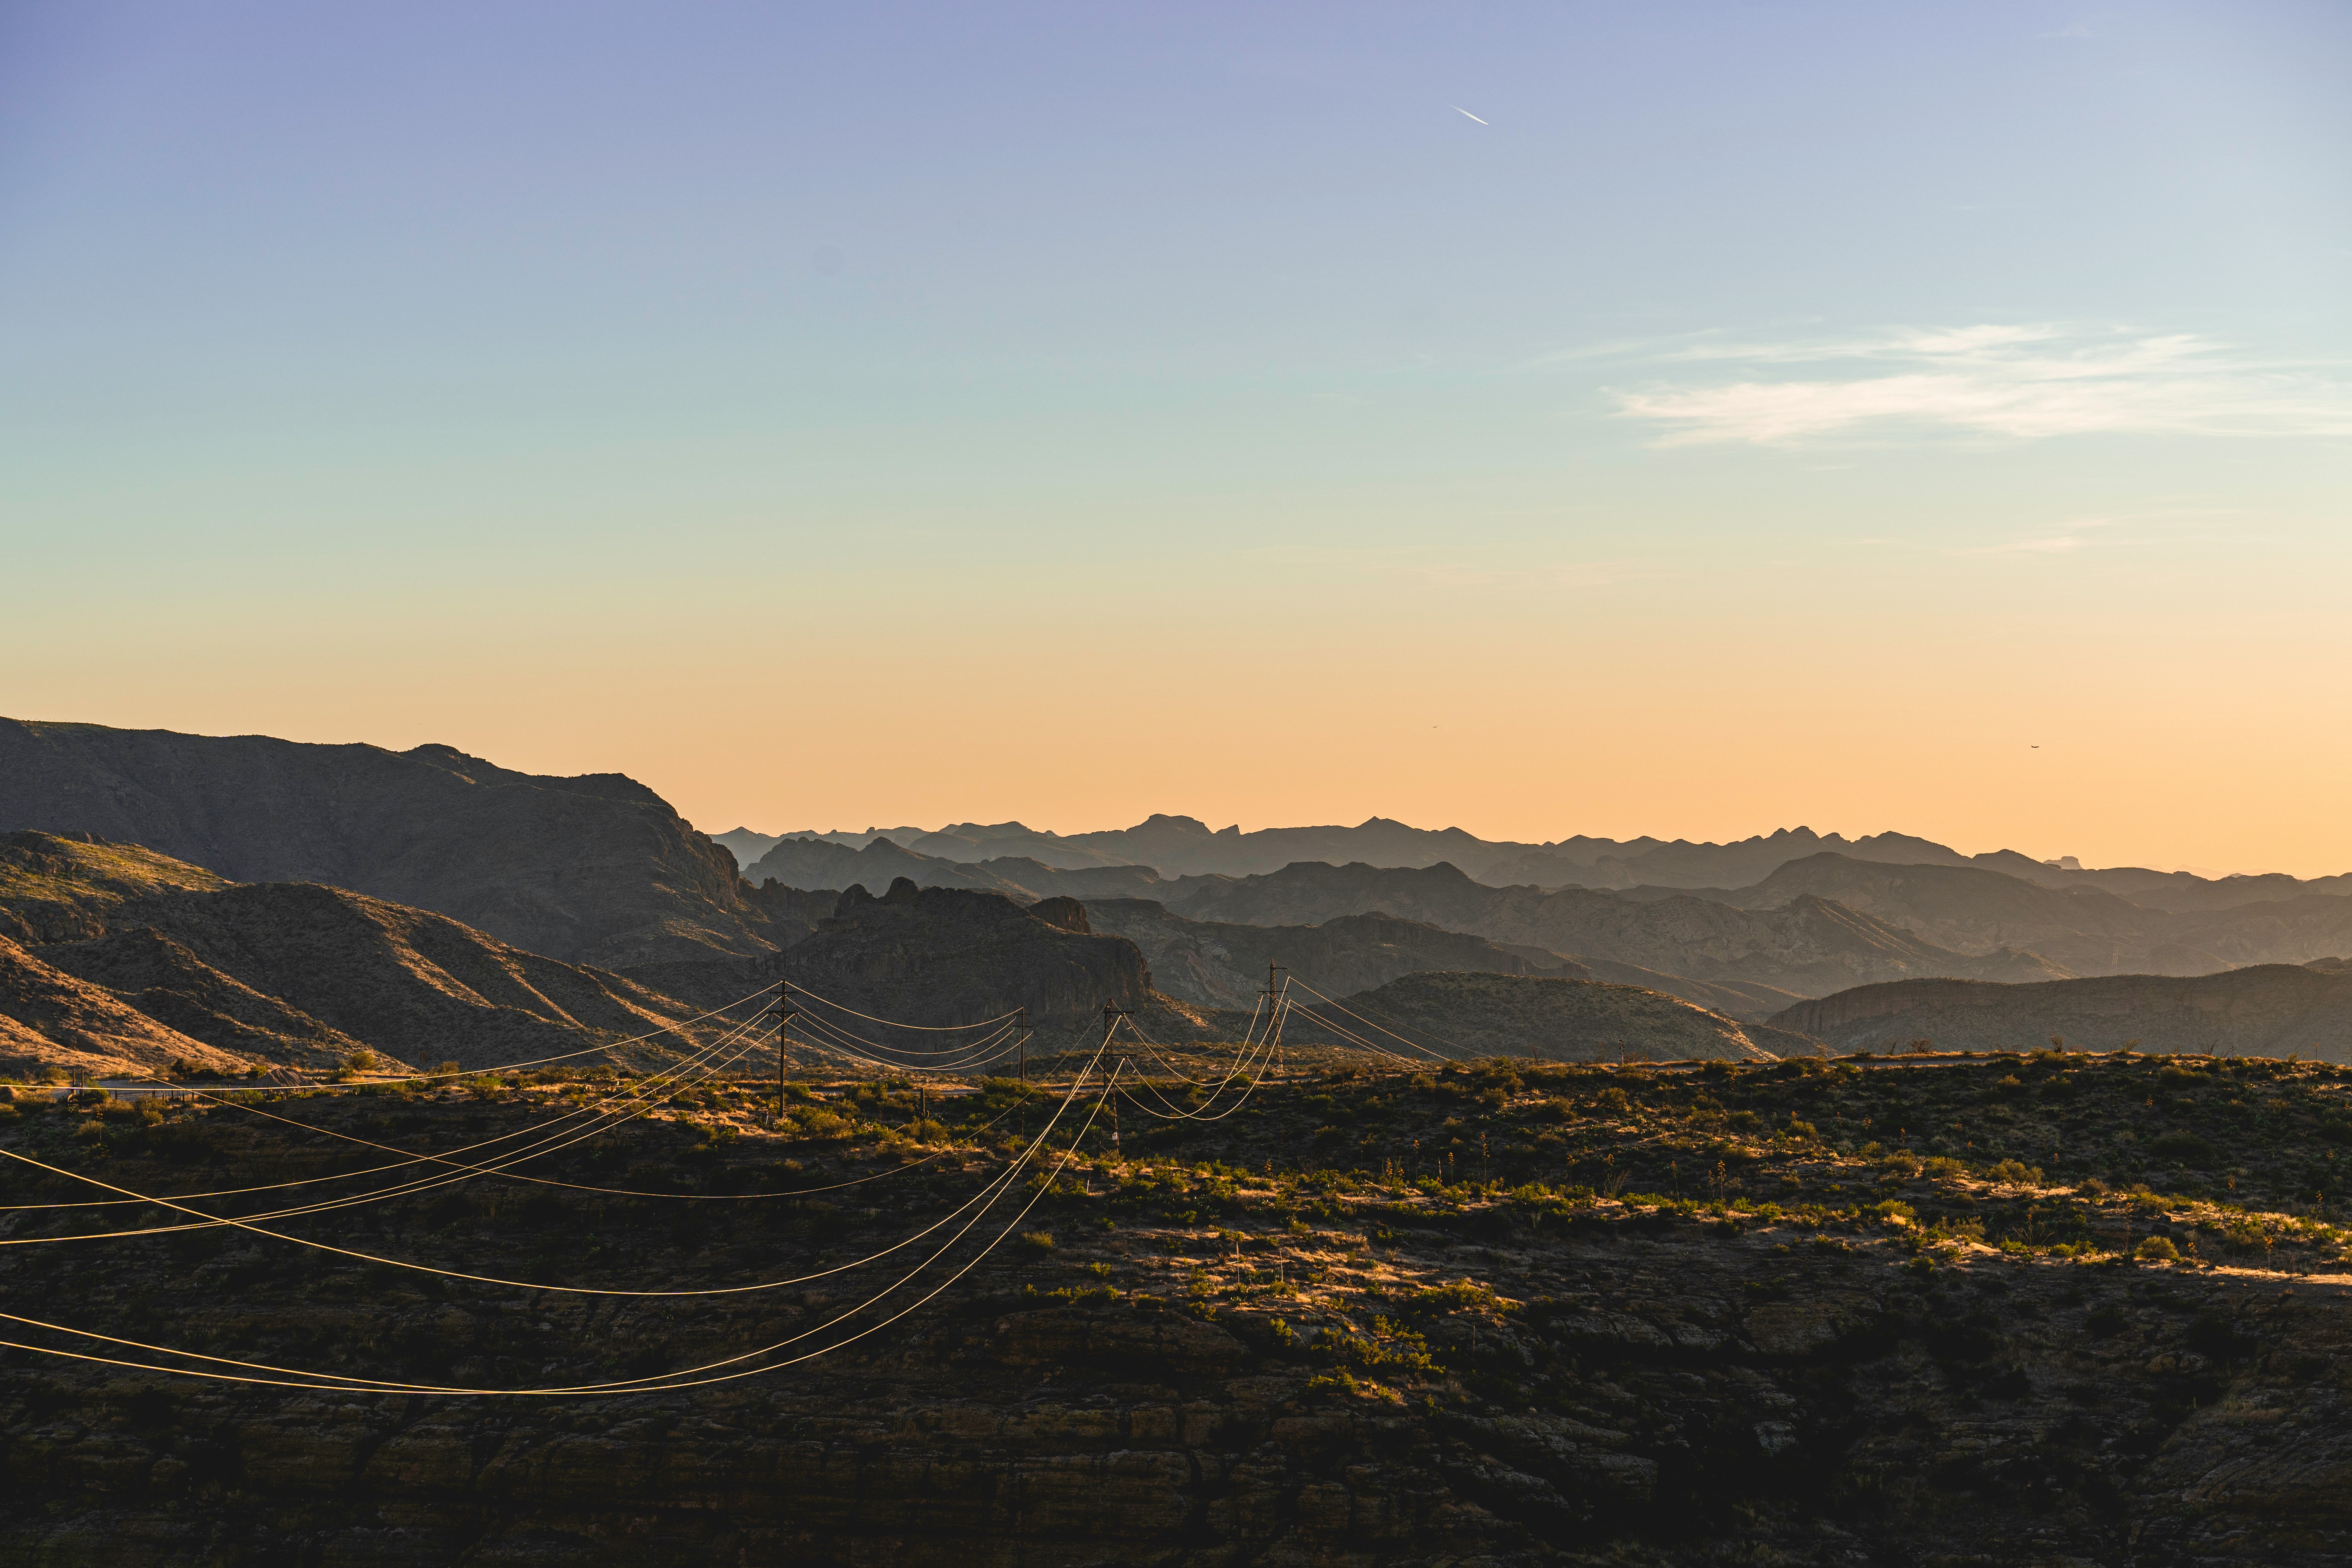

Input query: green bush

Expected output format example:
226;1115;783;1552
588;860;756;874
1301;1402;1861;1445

2148;1131;2218;1165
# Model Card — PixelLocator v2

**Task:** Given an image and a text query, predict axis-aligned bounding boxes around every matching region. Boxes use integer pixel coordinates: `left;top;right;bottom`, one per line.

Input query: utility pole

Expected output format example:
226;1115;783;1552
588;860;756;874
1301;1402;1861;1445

1100;1003;1132;1117
774;980;795;1128
1017;1007;1030;1083
1264;961;1287;1076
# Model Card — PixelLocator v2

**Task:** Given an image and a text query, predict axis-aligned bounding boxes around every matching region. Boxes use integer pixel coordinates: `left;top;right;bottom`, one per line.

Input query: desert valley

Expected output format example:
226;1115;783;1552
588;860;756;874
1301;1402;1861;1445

5;719;2352;1564
7;5;2343;1560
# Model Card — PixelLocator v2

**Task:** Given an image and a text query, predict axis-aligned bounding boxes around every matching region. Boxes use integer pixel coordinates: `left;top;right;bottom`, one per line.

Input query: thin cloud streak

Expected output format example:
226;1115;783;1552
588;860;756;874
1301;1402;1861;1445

1610;326;2352;444
1953;518;2120;558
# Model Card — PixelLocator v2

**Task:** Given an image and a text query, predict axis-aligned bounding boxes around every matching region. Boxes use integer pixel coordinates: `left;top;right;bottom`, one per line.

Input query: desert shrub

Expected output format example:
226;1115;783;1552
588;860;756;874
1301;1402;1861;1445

1015;1231;1055;1256
1531;1098;1574;1123
1987;1159;2043;1185
2135;1236;2181;1262
1395;1280;1502;1318
1923;1156;1968;1179
2148;1131;2218;1165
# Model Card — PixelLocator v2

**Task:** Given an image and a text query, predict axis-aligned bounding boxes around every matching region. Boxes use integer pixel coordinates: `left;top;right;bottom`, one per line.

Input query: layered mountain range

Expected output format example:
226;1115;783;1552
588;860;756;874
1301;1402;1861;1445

746;835;2352;1024
742;815;2352;899
11;719;2352;1068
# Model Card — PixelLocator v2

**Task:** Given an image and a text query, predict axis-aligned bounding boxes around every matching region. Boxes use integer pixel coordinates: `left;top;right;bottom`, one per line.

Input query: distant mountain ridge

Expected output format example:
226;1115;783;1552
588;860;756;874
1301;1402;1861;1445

1151;860;2068;1000
1281;972;1778;1063
1619;853;2352;978
1769;963;2352;1062
1078;900;1586;1010
742;814;2350;902
742;835;1165;904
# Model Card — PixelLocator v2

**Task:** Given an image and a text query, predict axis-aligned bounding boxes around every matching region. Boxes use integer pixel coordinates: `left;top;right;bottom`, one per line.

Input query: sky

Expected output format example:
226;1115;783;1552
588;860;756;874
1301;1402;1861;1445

3;2;2348;874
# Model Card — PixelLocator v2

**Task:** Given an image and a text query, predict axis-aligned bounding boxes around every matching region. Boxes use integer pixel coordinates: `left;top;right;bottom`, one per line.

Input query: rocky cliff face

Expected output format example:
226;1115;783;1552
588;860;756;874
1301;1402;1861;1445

0;720;770;967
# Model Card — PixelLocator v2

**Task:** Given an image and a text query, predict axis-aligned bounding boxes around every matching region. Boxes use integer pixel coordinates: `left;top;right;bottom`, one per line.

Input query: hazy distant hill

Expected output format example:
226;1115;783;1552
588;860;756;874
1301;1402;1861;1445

745;814;2352;908
709;826;783;869
1628;853;2352;977
1080;899;1586;1009
743;835;1165;904
1769;962;2352;1062
1157;861;2066;999
755;818;2050;886
1497;953;1805;1024
0;720;772;967
0;832;714;1079
1279;971;1777;1063
773;880;1154;1050
750;844;2053;1010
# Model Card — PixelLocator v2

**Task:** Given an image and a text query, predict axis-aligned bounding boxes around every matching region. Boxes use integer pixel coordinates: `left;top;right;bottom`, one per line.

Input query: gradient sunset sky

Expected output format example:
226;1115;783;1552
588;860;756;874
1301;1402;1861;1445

5;3;2348;873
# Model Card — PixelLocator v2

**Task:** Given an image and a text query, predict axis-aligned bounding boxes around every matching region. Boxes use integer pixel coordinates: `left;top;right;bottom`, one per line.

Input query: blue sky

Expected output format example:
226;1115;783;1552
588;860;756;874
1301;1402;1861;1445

4;2;2348;871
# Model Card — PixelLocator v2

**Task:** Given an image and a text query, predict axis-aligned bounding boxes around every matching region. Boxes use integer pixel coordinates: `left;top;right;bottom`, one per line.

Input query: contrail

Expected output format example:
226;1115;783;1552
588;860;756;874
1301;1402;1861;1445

1452;106;1489;125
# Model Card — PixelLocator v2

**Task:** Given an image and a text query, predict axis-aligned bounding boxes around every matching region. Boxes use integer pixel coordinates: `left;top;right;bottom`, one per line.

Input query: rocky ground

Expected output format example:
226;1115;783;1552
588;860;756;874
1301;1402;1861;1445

4;1051;2352;1565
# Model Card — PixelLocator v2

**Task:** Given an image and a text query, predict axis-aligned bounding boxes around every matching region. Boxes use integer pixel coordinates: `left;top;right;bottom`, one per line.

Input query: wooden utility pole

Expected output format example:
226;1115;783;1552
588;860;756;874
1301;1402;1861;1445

1101;1004;1132;1114
1264;961;1287;1076
773;981;795;1127
1017;1007;1030;1083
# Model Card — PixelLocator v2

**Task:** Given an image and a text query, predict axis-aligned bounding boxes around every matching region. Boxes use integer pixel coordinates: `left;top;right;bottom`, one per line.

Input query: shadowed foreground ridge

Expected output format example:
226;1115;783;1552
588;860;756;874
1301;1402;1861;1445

6;1050;2352;1564
0;721;771;967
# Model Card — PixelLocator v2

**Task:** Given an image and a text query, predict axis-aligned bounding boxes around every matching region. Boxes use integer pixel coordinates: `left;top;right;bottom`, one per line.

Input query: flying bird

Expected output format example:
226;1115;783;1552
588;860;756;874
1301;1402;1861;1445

1452;106;1489;125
